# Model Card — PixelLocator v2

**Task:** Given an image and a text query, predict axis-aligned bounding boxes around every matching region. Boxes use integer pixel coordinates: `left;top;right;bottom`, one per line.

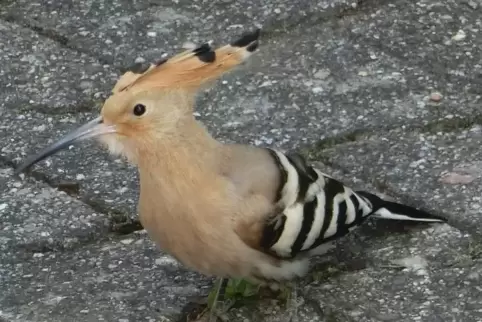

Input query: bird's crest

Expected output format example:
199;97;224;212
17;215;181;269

111;28;261;95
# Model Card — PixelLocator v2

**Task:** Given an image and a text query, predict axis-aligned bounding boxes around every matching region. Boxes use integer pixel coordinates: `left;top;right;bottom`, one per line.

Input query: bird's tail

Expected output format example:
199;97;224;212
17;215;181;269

355;191;447;223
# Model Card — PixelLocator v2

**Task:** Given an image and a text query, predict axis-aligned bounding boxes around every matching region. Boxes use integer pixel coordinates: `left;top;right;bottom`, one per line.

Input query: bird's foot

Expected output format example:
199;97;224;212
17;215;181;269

200;278;296;321
203;277;261;321
273;282;294;308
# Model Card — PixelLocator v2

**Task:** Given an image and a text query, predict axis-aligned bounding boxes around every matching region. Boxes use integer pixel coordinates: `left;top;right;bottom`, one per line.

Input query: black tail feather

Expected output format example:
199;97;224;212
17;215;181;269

356;191;447;223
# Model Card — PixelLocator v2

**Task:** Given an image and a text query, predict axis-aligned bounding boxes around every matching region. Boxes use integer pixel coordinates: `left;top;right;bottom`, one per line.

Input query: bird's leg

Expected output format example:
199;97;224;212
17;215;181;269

275;282;294;308
206;277;264;321
270;281;299;322
288;283;299;322
217;278;229;302
207;277;229;322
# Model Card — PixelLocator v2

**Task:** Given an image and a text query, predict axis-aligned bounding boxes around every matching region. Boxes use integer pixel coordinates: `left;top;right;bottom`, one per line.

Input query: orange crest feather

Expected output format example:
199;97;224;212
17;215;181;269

112;28;261;95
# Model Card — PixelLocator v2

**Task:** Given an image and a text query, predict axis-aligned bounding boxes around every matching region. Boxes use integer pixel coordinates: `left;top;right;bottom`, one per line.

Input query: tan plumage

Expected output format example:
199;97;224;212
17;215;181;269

114;37;256;93
15;28;447;295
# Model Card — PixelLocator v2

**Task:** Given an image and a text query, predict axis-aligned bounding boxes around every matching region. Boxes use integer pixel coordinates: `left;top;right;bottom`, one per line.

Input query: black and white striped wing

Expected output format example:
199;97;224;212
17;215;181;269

262;148;446;259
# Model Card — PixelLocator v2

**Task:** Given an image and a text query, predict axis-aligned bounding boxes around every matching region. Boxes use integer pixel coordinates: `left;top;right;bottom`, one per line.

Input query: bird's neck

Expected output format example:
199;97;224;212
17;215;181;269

135;118;231;259
137;117;223;192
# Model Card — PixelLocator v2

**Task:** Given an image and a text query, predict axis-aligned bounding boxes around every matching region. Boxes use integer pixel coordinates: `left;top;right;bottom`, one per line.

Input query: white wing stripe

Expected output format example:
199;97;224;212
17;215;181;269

302;194;326;250
271;203;304;257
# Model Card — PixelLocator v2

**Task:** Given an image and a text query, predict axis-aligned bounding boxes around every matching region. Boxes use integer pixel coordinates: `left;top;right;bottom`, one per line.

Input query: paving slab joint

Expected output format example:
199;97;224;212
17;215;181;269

0;16;113;66
334;0;368;19
419;114;482;135
1;153;143;237
16;101;104;116
304;113;482;159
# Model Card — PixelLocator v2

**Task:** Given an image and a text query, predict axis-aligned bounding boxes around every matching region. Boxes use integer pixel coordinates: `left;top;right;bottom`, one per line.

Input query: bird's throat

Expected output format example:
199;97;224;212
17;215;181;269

137;118;224;196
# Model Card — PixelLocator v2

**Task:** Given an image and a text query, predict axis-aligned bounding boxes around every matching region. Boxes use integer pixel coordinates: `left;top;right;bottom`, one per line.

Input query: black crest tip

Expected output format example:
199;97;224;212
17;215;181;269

231;28;261;48
246;41;258;52
193;43;216;63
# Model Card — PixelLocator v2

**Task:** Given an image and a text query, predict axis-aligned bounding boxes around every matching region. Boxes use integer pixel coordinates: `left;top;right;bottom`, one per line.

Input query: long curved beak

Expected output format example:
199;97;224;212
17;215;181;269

14;116;116;176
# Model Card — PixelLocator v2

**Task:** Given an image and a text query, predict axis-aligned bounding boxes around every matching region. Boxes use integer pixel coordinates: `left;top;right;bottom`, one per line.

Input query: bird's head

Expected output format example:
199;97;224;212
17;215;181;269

14;28;260;174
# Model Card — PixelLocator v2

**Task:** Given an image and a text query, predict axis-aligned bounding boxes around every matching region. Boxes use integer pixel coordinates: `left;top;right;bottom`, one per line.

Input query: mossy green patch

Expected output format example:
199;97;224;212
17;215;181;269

207;278;262;310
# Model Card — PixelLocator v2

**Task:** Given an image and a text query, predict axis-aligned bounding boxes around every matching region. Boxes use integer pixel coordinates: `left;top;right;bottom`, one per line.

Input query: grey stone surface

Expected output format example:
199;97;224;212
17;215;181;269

5;0;481;153
1;0;482;321
0;230;212;322
0;166;110;253
0;0;358;67
0;20;116;113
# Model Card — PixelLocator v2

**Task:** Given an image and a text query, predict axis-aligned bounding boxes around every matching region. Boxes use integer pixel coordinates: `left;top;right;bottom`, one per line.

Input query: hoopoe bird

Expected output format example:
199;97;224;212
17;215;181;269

15;28;447;318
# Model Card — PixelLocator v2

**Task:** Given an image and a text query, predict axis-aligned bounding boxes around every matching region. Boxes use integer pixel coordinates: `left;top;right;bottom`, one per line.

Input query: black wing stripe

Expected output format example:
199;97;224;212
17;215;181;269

304;193;374;250
267;149;288;203
285;153;317;202
336;200;349;236
301;192;326;251
344;192;357;225
290;197;317;255
351;194;367;225
261;214;287;250
350;194;360;213
309;178;345;249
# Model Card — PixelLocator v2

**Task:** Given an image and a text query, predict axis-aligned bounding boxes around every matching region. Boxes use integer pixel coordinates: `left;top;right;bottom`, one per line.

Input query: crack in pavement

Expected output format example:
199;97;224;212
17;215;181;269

0;16;114;67
0;0;376;74
1;154;143;238
247;0;374;42
303;112;482;161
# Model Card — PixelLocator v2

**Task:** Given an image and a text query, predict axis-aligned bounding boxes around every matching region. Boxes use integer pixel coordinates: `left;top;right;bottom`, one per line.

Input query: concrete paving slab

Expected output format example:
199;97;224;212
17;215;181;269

2;0;478;152
0;20;117;113
0;231;212;322
1;105;142;224
351;0;482;93
0;0;358;67
0;166;111;253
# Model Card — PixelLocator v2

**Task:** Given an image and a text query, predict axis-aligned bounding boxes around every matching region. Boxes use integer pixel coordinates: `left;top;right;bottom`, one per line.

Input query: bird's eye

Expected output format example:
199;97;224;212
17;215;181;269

133;104;146;116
